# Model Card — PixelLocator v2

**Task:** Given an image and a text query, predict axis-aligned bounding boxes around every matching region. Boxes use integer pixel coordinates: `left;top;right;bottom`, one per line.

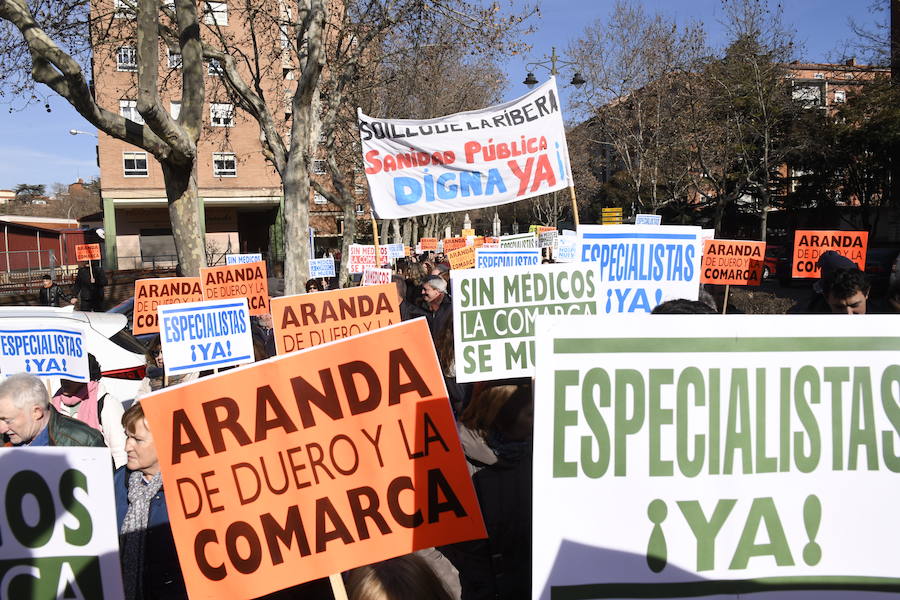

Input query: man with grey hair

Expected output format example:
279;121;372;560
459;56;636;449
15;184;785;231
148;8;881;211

421;275;452;339
0;373;105;447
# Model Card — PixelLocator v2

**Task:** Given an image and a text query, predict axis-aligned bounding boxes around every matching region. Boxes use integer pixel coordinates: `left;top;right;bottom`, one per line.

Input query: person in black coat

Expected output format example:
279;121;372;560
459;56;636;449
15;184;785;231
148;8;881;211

72;262;107;311
38;274;73;306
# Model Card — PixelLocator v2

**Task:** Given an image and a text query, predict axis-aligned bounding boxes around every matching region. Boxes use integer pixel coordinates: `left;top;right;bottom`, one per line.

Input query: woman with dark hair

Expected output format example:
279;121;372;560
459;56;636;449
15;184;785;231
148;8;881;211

345;554;454;600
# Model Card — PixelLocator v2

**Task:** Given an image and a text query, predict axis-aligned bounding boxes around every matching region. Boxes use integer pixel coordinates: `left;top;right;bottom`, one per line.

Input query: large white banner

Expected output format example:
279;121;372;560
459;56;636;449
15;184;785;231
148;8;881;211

533;314;900;600
358;78;573;219
0;447;124;599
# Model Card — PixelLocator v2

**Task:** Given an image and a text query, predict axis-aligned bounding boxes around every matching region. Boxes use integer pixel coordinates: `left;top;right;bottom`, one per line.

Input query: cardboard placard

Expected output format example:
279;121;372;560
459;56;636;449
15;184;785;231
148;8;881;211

635;214;662;225
133;277;204;335
362;267;393;286
157;298;254;375
420;238;438;251
348;245;389;274
700;239;766;286
226;253;263;265
533;314;900;599
0;447;125;599
475;247;541;269
554;233;578;262
447;246;475;270
0;324;88;381
142;319;486;600
75;243;102;262
443;237;467;252
201;262;270;316
461;228;476;238
499;233;538;248
791;230;868;278
539;230;559;249
385;243;405;259
271;283;400;354
309;258;336;278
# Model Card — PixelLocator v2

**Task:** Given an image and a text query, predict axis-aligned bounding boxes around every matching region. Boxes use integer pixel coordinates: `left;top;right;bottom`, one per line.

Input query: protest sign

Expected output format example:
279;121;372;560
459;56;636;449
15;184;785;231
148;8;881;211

700;239;766;286
539;229;558;249
475;247;541;269
75;243;102;262
443;237;467;252
533;314;900;600
578;224;703;312
362;267;393;286
157;298;253;376
452;263;600;382
309;257;336;278
201;262;269;316
133;277;203;335
0;447;124;599
791;230;868;278
0;324;88;381
359;78;572;219
554;233;578;262
142;319;486;600
226;253;263;265
420;238;438;251
448;246;475;270
348;245;389;273
271;283;400;354
385;243;405;259
635;213;662;225
462;228;476;237
499;232;538;248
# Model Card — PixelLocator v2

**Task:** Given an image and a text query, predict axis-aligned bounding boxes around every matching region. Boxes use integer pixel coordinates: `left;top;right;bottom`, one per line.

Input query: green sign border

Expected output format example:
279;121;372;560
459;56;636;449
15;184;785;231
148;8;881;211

554;337;900;354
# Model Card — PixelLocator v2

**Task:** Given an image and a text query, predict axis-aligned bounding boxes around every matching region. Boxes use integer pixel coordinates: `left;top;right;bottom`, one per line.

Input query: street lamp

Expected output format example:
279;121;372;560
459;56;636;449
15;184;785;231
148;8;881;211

69;129;97;137
523;46;586;89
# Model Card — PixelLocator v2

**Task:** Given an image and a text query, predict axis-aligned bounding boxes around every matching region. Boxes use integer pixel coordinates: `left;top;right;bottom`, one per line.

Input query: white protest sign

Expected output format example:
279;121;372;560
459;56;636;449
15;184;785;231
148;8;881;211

499;232;539;248
475;247;541;269
635;213;662;225
554;233;578;262
348;244;389;273
308;257;336;278
539;230;559;249
452;263;600;383
359;78;573;219
578;224;702;312
385;243;405;259
158;298;253;376
362;267;393;286
0;447;125;599
533;314;900;600
226;253;263;265
0;324;88;381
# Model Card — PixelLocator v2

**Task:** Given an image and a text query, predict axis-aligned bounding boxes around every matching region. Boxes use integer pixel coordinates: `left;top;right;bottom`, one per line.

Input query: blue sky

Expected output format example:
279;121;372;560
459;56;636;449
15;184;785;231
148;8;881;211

0;0;884;192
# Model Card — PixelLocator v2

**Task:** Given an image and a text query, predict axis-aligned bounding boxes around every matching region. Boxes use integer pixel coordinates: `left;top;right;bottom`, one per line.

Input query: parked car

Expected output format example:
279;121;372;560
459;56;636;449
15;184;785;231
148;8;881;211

0;306;147;401
763;245;783;280
107;296;157;347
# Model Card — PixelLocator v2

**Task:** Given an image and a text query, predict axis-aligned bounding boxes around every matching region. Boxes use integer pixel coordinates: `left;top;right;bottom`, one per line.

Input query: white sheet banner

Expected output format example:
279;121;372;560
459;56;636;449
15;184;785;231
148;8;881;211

358;78;573;219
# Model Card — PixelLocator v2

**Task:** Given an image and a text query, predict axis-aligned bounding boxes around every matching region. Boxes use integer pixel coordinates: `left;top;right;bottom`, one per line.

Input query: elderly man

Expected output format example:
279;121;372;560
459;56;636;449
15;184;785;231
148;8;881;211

421;275;452;339
0;373;105;447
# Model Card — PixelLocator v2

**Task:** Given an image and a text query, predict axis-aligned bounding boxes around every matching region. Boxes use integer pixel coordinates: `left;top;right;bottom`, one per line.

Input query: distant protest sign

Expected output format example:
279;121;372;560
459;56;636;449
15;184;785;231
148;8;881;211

539;229;558;249
578;224;702;312
75;243;101;262
462;228;476;237
0;324;88;381
499;232;538;248
792;230;868;278
348;244;389;273
420;238;438;251
475;247;541;269
0;447;124;599
142;319;486;600
443;237;467;252
635;213;662;225
448;246;475;270
309;257;336;278
362;267;393;286
532;314;900;600
201;261;269;316
700;239;766;286
359;78;572;219
385;243;405;259
133;277;203;335
555;233;577;262
226;253;263;265
158;298;253;375
452;263;600;382
271;283;400;354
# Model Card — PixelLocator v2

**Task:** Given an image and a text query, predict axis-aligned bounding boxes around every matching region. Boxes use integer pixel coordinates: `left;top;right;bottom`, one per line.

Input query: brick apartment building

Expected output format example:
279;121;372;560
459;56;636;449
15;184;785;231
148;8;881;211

90;0;355;270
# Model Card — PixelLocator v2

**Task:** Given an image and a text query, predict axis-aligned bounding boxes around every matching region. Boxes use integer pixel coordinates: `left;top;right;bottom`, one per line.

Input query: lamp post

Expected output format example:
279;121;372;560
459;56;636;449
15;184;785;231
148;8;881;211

523;46;586;89
69;129;97;137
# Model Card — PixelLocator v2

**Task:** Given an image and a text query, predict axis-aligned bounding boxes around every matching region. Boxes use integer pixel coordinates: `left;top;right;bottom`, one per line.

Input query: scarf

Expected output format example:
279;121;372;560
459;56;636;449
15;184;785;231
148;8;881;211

50;381;102;430
120;471;164;600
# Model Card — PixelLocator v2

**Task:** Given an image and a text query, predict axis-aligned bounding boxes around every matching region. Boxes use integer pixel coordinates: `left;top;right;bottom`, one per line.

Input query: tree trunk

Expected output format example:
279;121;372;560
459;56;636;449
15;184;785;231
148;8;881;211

402;218;413;247
282;161;311;296
391;219;401;244
338;201;357;288
162;161;205;276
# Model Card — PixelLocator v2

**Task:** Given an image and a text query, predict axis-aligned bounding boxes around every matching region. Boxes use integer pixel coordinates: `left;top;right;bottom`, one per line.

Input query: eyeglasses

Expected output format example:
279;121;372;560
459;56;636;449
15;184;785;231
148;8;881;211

150;349;161;357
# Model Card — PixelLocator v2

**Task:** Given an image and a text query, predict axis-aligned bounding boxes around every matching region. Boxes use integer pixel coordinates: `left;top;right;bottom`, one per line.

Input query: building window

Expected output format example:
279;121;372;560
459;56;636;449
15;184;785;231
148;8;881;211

119;99;144;124
213;153;237;177
116;46;137;72
814;73;824;79
355;204;365;214
207;58;224;77
203;1;228;25
114;0;135;18
314;192;328;205
792;83;823;108
170;101;181;119
834;89;847;104
168;49;182;68
313;159;326;174
210;103;234;127
123;152;148;177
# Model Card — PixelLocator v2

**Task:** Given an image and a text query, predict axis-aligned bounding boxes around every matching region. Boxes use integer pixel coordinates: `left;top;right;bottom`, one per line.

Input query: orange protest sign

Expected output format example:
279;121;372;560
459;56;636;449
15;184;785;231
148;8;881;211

791;230;868;278
461;228;475;237
201;261;270;316
75;243;101;262
473;237;485;248
271;283;400;354
700;239;766;286
141;319;486;600
447;246;475;270
419;238;438;251
442;237;467;252
133;277;203;334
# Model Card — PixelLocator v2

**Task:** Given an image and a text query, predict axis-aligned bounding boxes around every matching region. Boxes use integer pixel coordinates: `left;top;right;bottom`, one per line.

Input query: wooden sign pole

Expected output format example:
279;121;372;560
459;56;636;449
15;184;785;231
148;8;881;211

722;285;730;315
329;573;348;600
569;185;580;227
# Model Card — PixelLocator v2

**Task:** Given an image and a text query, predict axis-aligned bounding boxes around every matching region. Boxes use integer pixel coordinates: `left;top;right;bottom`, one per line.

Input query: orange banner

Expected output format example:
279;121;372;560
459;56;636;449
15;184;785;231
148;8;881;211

791;230;868;278
201;262;269;316
133;277;203;335
447;246;475;270
442;237;467;252
141;320;486;600
419;238;438;251
75;243;101;262
461;228;476;237
271;283;400;354
700;240;765;286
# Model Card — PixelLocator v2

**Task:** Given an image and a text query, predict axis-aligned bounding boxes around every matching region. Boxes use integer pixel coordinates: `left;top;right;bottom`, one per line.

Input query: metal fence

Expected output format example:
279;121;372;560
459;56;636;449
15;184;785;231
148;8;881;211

0;250;77;297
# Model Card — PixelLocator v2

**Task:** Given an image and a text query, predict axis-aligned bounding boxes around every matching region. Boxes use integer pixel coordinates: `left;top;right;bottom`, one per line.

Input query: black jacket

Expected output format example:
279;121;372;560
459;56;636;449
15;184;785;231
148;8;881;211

38;283;70;307
47;406;106;448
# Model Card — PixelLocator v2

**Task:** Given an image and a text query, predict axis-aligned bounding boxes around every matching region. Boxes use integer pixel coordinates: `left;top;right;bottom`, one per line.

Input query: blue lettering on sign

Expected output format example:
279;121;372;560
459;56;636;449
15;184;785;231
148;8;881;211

0;328;87;380
161;304;248;343
394;168;507;205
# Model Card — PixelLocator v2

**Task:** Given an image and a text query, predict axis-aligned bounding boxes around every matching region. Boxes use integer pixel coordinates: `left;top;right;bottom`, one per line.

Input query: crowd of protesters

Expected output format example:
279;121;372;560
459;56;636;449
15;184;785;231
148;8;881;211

4;246;897;600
